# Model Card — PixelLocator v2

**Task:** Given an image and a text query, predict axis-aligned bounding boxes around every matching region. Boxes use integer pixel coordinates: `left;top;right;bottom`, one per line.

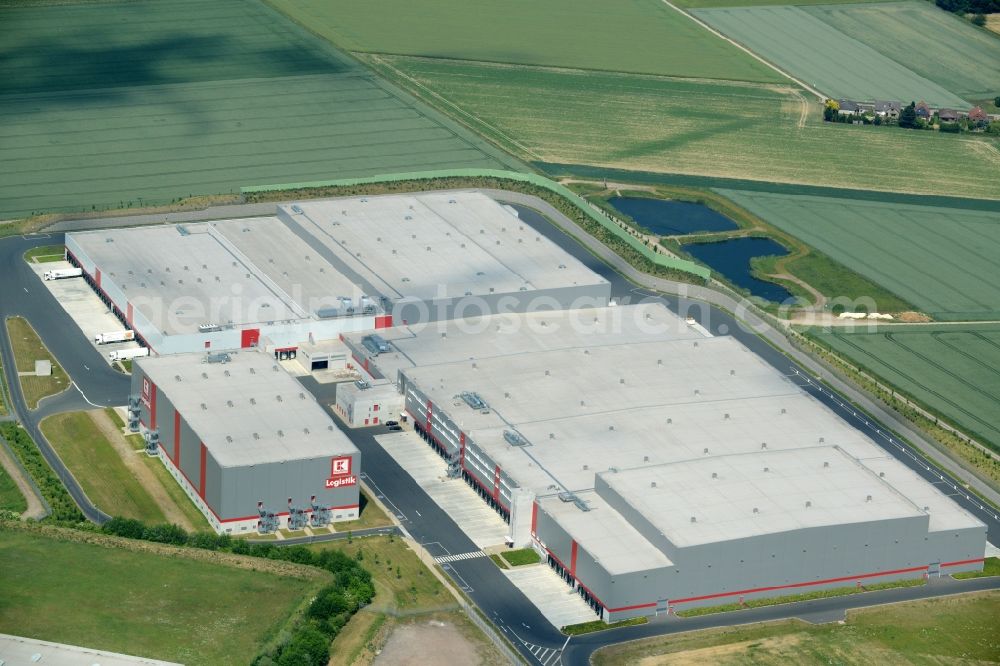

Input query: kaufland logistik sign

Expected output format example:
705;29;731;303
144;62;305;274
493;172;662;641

325;456;356;489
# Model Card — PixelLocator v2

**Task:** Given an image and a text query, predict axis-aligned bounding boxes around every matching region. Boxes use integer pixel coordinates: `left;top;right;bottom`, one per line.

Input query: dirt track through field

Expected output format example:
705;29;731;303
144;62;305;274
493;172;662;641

88;410;193;530
0;440;46;520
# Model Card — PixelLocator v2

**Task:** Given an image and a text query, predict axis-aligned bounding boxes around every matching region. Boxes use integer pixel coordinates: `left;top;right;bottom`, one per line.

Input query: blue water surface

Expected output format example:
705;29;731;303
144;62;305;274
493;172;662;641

608;196;738;235
684;237;794;303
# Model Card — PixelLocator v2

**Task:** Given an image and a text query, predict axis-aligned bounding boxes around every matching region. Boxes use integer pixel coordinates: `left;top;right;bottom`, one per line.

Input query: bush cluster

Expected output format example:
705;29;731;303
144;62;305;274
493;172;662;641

101;517;375;665
0;423;84;523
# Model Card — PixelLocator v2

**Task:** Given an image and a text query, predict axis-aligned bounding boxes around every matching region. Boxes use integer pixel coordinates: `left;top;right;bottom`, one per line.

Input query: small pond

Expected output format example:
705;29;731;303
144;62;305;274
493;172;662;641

684;237;794;303
607;196;738;235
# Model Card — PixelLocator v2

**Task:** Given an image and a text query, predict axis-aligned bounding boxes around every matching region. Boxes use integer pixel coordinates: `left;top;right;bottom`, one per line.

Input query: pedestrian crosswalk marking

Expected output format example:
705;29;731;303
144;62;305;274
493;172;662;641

435;550;487;563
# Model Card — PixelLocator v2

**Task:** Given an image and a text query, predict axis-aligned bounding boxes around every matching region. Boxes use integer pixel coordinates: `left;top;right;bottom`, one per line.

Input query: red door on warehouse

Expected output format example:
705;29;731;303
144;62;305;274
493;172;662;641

241;328;260;348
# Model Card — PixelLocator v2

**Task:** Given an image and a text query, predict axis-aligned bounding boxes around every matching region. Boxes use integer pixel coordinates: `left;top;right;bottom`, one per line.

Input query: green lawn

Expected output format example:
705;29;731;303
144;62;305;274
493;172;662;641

809;324;1000;453
368;56;1000;199
41;411;167;523
804;2;1000;102
0;0;517;219
6;316;70;409
335;490;393;531
0;528;317;665
593;591;1000;665
0;466;27;514
693;5;970;108
501;548;540;566
718;190;1000;320
267;0;784;83
22;245;65;263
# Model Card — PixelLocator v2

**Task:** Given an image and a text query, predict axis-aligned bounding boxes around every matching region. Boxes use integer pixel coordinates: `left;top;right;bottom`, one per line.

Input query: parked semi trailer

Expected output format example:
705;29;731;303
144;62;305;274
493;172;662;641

94;330;135;345
109;347;149;361
43;267;82;281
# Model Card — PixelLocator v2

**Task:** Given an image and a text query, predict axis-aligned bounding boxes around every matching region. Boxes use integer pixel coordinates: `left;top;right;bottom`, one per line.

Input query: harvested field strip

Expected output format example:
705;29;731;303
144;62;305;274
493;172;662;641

804;2;1000;100
372;56;1000;199
267;0;785;82
716;190;1000;320
693;5;970;107
813;326;1000;451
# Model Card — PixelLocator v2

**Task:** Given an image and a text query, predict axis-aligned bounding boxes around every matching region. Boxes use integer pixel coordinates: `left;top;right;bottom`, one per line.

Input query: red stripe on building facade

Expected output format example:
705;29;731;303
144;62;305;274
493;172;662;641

149;383;157;430
126;303;133;326
530;502;538;536
173;410;180;465
668;564;930;607
570;541;578;576
941;558;984;568
374;315;393;329
493;465;501;501
95;268;101;288
199;443;207;498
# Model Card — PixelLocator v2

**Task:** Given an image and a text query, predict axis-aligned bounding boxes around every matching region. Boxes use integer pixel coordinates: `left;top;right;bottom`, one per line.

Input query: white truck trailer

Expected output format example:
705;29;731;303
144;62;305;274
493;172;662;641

109;347;149;362
94;330;135;345
43;267;83;281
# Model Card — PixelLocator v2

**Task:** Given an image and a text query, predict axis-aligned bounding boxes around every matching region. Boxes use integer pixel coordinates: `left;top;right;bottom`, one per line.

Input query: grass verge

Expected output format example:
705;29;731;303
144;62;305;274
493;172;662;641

41;411;167;524
562;616;647;635
489;553;510;570
6;316;70;409
335;490;393;531
0;422;82;522
0;523;321;666
953;556;1000;579
500;548;540;566
593;590;1000;665
676;577;925;617
22;245;64;263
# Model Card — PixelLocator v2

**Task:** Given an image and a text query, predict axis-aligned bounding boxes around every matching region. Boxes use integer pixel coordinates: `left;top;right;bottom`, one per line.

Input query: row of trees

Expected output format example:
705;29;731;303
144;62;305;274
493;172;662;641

101;517;376;666
935;0;998;15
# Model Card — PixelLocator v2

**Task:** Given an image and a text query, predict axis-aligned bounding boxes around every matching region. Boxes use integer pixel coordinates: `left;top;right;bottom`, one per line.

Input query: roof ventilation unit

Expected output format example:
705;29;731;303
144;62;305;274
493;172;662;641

503;430;529;447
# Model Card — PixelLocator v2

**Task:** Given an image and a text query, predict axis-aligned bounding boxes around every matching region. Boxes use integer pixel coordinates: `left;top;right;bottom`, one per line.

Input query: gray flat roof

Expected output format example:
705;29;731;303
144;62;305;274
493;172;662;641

0;633;181;666
136;351;358;467
538;491;673;574
70;217;367;336
599;446;924;547
358;303;983;542
282;191;608;300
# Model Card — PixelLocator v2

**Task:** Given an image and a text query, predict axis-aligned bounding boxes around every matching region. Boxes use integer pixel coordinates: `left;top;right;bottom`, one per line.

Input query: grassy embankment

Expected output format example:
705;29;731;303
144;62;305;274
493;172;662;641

592;590;1000;665
41;409;210;529
0;524;323;666
6;316;70;409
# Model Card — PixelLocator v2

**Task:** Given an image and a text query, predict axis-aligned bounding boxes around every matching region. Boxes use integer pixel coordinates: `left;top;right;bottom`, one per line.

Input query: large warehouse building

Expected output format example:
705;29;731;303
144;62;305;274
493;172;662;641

129;350;361;534
64;192;609;356
346;303;986;621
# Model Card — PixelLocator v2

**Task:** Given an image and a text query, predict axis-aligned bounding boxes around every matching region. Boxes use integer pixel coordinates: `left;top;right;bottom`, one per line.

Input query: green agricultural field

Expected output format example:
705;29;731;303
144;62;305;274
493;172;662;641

268;0;783;82
809;324;1000;452
804;2;1000;102
0;0;517;219
0;528;318;665
674;0;901;6
369;56;1000;199
693;5;970;108
717;190;1000;320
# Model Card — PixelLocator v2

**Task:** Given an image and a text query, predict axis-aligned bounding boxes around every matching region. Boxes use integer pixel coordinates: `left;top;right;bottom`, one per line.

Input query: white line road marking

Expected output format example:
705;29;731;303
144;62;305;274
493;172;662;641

435;550;487;563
